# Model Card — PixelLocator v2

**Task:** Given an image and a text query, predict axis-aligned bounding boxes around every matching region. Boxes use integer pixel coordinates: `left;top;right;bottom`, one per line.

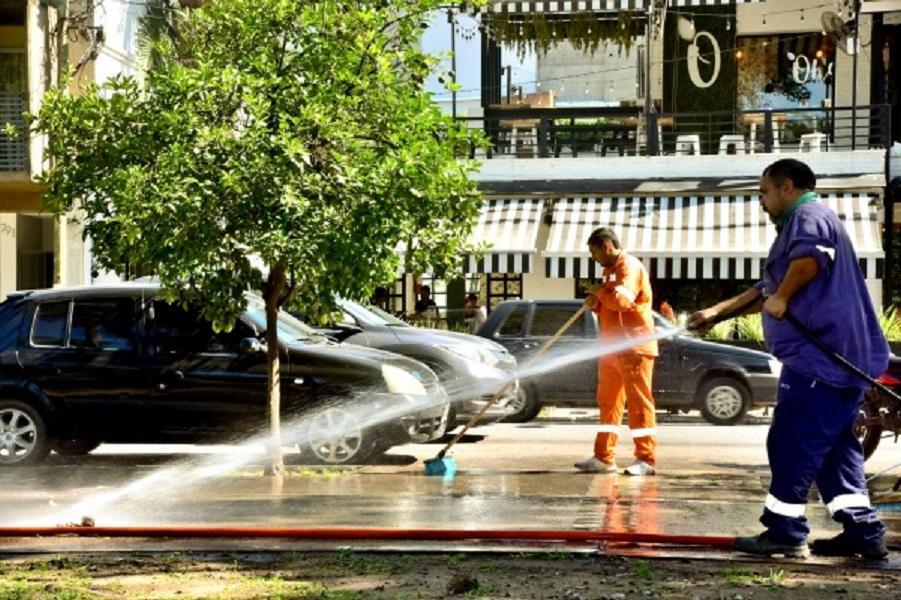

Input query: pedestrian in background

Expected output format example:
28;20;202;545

688;158;889;559
463;293;487;333
576;227;658;476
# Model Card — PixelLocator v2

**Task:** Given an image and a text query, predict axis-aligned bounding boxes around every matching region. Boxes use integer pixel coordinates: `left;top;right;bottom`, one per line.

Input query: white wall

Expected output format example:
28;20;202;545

93;0;144;85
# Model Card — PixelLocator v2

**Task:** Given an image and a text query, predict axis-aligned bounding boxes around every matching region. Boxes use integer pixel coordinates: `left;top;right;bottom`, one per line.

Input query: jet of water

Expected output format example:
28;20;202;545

38;326;684;526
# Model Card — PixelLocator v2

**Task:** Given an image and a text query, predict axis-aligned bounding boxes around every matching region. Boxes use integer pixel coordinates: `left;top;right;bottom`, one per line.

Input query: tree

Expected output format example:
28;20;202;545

33;0;484;478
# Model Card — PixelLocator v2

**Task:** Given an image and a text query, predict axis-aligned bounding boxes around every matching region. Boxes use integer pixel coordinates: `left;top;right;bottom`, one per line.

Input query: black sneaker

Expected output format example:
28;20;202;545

811;532;888;559
734;531;810;558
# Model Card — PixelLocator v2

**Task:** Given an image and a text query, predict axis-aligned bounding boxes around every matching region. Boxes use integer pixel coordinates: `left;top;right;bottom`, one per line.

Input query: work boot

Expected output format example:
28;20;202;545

811;532;888;559
623;460;656;476
734;531;809;558
574;457;617;473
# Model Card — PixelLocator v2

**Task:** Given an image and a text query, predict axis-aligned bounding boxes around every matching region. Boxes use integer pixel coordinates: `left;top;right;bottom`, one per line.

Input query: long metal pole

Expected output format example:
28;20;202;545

448;8;457;120
644;5;653;155
851;0;861;150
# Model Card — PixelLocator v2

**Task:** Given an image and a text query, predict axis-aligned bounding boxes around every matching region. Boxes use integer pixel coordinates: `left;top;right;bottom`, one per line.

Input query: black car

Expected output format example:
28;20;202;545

0;284;449;466
477;300;780;425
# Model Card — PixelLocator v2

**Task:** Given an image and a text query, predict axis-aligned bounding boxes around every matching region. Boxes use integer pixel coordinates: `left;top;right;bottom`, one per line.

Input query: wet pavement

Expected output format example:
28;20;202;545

2;417;901;566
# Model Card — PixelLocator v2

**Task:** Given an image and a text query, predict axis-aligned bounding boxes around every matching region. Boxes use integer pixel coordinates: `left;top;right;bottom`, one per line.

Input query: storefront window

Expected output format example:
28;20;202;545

737;33;835;111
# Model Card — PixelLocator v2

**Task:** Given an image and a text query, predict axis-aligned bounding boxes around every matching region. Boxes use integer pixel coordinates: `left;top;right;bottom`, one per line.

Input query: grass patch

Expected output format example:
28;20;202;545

720;566;786;587
632;560;654;579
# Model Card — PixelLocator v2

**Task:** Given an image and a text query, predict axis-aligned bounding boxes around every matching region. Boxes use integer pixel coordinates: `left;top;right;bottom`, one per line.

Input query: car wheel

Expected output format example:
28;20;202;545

698;377;750;425
502;384;541;423
0;399;50;466
51;439;102;456
298;406;380;465
854;391;882;461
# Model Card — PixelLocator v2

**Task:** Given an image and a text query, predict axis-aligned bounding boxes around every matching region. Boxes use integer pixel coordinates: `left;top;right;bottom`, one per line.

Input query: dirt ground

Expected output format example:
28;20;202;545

0;550;899;600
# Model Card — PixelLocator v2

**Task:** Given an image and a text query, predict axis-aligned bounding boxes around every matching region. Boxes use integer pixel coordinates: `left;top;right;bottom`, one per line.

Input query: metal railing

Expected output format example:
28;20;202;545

0;91;28;171
458;104;892;160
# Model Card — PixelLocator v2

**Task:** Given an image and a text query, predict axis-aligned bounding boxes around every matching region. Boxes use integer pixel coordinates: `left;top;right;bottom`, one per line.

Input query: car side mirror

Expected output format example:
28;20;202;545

240;337;264;355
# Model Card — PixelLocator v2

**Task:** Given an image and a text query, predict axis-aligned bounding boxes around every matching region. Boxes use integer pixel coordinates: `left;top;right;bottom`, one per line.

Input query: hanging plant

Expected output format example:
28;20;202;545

485;11;640;59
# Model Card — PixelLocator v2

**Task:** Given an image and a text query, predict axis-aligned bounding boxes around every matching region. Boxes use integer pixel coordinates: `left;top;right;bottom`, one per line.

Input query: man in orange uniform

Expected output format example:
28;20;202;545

575;227;658;476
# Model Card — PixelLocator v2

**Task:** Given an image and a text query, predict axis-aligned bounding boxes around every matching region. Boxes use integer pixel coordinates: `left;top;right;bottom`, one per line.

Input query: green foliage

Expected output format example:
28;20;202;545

879;306;901;342
735;313;764;341
703;319;733;341
487;11;639;59
33;0;485;329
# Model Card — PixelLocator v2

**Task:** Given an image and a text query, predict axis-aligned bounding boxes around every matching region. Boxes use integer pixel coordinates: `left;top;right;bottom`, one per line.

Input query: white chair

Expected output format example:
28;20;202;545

675;134;701;155
799;132;828;152
749;121;781;154
718;134;746;155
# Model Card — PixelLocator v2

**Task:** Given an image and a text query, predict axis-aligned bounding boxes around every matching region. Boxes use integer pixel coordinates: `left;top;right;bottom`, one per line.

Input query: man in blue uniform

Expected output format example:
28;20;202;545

688;159;889;559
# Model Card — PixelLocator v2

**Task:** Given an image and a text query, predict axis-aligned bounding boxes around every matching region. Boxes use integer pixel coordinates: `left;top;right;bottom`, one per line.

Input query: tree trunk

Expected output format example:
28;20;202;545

263;264;287;480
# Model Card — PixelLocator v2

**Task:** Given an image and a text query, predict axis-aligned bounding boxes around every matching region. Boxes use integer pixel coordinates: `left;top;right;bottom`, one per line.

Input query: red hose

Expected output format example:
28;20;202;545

0;526;736;548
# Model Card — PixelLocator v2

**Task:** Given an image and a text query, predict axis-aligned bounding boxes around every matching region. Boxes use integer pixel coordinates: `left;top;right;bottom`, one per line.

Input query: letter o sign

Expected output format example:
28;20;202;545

687;31;721;89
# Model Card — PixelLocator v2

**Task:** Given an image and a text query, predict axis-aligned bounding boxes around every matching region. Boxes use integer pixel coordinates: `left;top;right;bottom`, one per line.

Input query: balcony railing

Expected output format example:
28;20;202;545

0;91;28;171
458;104;892;161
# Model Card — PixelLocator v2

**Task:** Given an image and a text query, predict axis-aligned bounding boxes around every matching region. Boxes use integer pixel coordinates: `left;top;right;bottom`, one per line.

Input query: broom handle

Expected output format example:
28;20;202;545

438;304;589;458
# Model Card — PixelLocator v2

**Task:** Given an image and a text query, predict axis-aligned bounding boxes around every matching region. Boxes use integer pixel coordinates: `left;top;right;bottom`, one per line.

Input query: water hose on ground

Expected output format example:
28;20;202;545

0;526;736;548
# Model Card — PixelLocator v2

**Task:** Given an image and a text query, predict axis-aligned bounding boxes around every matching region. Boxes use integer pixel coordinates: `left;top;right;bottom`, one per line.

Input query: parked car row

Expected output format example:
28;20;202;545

475;300;781;425
0;284;451;467
0;284;786;468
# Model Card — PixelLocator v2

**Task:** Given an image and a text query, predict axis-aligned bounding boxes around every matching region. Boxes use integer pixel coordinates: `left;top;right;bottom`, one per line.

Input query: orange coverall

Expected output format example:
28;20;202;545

591;251;658;465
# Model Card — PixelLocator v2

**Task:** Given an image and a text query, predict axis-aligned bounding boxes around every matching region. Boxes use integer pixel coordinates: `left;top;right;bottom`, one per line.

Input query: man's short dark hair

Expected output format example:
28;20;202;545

466;293;478;301
586;227;621;249
763;159;816;191
420;285;431;293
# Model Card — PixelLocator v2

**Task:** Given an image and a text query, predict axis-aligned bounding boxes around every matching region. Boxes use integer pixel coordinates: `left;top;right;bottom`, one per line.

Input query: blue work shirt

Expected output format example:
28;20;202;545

755;197;889;389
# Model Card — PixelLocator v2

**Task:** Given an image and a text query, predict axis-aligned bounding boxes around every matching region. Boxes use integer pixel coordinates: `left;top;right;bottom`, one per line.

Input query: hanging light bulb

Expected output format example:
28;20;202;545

584;82;590;94
519;25;523;35
800;9;805;21
726;19;731;32
536;81;542;88
587;24;592;34
762;13;767;25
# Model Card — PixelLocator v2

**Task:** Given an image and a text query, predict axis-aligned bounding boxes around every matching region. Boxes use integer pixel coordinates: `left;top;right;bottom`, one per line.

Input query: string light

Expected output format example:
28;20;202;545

735;49;743;59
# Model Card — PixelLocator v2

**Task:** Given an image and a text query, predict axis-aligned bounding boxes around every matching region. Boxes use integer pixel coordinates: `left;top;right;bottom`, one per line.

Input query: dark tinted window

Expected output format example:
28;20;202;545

497;306;527;336
152;301;255;354
530;306;585;337
70;299;138;351
31;301;69;347
0;301;23;351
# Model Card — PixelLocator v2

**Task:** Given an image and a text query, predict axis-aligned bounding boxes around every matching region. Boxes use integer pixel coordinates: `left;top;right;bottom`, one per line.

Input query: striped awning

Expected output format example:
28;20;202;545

478;0;763;14
465;198;546;273
543;193;884;280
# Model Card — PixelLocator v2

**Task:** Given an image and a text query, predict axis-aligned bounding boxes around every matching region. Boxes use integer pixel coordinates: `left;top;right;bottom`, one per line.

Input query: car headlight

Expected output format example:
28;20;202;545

438;344;503;367
768;358;783;377
381;364;427;396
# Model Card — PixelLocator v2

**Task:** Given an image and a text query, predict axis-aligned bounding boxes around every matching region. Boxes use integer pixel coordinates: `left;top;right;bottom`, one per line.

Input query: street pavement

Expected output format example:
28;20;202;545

1;411;900;565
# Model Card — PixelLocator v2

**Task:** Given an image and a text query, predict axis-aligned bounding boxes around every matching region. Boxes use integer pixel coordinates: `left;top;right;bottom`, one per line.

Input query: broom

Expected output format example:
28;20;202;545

424;303;589;476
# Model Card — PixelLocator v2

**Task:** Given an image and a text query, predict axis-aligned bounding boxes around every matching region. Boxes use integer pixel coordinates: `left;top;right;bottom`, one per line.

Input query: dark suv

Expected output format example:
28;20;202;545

477;300;780;425
0;284;448;466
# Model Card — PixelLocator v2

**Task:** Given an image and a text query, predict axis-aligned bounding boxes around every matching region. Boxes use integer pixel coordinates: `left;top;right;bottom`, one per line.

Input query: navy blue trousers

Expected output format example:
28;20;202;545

761;367;884;545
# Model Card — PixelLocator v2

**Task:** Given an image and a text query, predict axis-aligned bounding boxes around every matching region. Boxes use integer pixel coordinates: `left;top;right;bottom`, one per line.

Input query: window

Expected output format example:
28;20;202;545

152;301;255;355
530;306;585;337
497;305;527;337
737;34;835;111
31;301;69;347
487;273;522;312
388;277;406;316
70;299;138;351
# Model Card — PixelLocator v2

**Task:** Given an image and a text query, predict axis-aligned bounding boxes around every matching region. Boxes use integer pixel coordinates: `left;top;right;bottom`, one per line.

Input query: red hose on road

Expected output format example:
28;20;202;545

0;526;736;548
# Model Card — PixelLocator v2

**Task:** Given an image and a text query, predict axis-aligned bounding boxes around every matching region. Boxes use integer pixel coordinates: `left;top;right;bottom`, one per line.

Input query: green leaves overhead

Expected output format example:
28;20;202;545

34;0;485;327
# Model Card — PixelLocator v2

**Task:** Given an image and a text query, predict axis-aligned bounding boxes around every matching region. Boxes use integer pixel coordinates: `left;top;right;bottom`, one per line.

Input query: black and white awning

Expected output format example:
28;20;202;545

478;0;764;14
543;193;884;280
464;198;546;273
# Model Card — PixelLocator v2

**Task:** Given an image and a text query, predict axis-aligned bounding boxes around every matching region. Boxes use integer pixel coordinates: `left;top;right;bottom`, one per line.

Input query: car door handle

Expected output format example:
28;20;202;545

522;343;535;349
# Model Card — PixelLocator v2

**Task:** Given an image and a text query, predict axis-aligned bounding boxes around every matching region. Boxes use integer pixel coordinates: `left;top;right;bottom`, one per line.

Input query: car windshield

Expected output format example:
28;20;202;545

341;299;409;327
244;295;319;343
